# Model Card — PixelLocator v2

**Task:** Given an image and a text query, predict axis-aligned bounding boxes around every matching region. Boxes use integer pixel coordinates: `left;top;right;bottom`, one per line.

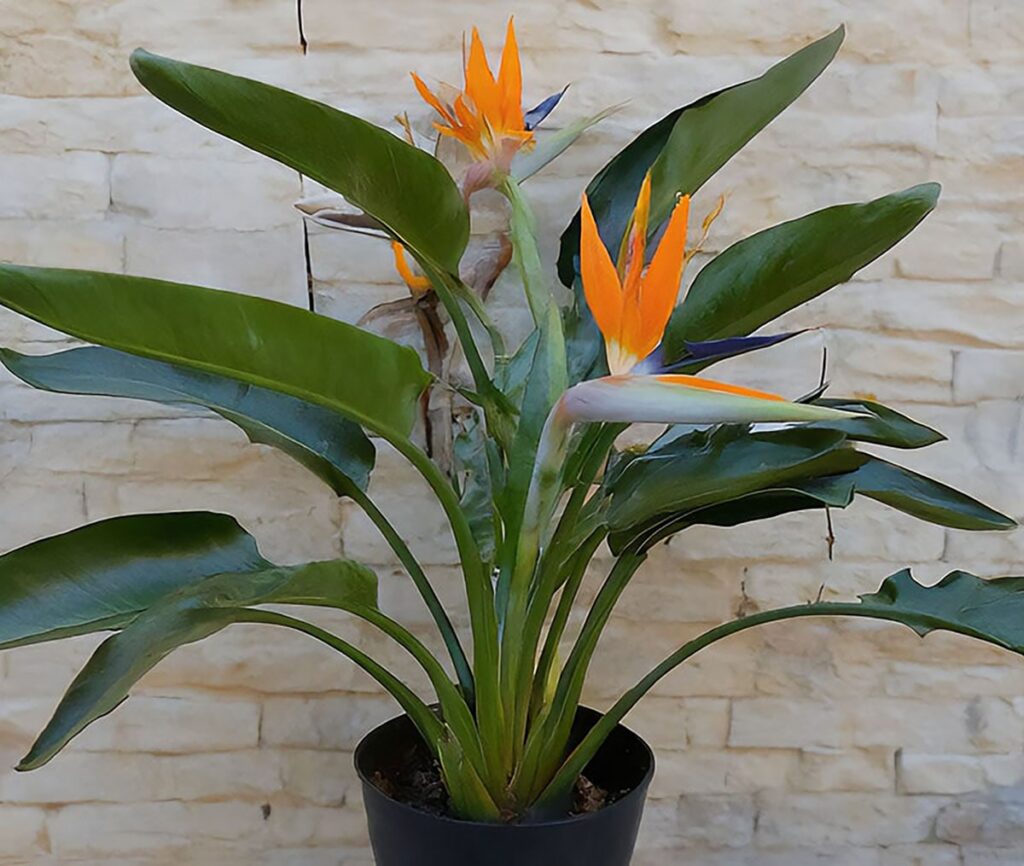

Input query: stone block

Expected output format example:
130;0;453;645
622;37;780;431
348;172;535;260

0;153;110;220
111;155;300;231
124;224;307;306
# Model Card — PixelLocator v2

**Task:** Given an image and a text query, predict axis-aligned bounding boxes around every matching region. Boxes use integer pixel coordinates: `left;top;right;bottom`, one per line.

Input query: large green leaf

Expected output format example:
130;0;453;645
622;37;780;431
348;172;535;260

851;457;1015;531
0;512;267;650
860;569;1024;645
541;567;1024;807
606;426;865;532
19;560;377;770
0;265;431;439
0;346;374;494
557;26;844;286
664;184;940;357
606;448;1014;553
131;50;468;272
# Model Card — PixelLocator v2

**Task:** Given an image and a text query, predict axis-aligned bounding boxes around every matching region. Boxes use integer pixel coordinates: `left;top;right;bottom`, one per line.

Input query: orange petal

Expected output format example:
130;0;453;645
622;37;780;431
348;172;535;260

655;373;784;402
638;193;690;357
580;193;623;346
391;241;432;296
465;26;500;122
497;17;525;130
411;72;456;127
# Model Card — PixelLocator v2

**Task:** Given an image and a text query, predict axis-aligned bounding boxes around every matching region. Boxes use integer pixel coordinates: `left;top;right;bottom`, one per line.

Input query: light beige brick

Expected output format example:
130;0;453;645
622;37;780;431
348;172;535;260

0;153;110;220
111;155;300;231
622;697;731;749
124;225;307;305
795;748;895;793
730;699;845;749
652;748;797;797
756;792;945;847
0;806;47;857
0;219;125;271
260;694;397;750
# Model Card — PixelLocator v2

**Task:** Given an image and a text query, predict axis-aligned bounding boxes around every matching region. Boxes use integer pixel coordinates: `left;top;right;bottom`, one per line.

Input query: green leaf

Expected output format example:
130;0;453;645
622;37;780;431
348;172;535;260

131;50;468;272
606;426;863;530
860;569;1024;646
557;25;844;287
851;457;1016;531
0;512;267;650
0;346;375;494
648;28;847;225
511;103;622;183
453;412;498;563
807;398;946;449
664;184;940;358
610;474;856;553
605;427;866;553
495;304;568;613
539;567;1024;808
19;560;377;770
0;265;431;440
561;296;607;386
607;447;1015;553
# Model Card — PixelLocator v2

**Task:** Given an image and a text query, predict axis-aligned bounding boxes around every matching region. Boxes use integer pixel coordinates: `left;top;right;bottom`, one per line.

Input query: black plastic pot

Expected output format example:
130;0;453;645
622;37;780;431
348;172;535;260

354;706;654;866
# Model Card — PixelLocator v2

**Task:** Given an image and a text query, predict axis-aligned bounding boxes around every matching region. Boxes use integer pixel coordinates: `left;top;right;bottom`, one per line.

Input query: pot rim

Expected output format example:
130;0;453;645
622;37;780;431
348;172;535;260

353;705;655;830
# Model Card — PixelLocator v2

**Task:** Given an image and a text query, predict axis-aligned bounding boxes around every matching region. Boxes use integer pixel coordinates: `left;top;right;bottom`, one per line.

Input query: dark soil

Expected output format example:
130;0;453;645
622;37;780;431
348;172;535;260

370;748;616;821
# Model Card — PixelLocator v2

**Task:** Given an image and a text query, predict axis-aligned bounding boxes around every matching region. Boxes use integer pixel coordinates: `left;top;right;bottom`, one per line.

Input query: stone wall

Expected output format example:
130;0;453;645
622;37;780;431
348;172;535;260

0;1;1022;863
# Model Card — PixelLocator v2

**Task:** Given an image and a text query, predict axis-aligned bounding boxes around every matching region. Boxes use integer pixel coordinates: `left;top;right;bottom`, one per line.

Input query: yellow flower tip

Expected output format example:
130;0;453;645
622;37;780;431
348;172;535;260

390;241;432;297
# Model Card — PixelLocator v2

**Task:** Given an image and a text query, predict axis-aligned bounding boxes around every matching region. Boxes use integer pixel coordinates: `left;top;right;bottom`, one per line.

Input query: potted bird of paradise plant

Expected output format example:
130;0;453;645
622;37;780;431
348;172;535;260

0;19;1018;866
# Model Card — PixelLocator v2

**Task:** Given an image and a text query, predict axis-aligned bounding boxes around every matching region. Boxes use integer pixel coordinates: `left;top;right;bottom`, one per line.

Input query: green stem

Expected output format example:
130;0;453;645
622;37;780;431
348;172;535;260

390;433;505;784
498;399;574;751
347;603;487;778
448;275;507;360
342;481;474;703
536;601;966;807
532;423;618;604
514;553;646;801
529;529;606;719
235;608;445;749
502;176;553;328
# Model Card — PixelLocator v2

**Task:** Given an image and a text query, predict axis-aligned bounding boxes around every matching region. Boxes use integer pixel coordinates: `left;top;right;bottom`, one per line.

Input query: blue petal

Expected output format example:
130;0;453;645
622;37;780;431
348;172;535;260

659;331;809;371
524;86;568;131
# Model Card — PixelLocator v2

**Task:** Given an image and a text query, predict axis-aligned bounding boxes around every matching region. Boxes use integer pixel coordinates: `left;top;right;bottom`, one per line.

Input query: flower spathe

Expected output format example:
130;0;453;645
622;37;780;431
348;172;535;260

558;374;863;426
412;18;533;192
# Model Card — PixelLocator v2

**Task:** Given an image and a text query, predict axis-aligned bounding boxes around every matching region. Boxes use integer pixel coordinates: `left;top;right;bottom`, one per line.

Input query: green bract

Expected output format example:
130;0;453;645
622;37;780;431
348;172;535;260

0;26;1015;824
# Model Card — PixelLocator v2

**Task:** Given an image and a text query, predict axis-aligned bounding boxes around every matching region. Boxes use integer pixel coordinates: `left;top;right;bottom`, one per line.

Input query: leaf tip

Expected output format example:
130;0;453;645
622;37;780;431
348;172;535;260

913;181;942;208
129;47;153;74
15;748;44;773
993;512;1018;531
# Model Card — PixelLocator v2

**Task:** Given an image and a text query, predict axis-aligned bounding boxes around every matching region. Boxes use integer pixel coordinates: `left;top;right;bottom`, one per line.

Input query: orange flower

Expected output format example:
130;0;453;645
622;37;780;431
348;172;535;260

412;19;533;186
390;241;432;297
580;171;693;376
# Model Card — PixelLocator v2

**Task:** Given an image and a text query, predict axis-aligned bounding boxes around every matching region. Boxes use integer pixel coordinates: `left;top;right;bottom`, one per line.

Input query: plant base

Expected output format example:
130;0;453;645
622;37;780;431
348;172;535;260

354;706;654;866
